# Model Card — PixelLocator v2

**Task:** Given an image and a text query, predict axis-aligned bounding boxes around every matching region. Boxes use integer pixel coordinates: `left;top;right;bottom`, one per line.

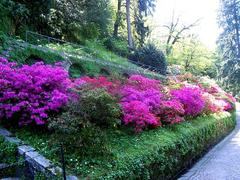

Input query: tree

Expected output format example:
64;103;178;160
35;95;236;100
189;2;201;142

169;34;217;77
126;0;134;49
133;0;156;47
164;14;199;56
113;0;123;37
217;0;240;94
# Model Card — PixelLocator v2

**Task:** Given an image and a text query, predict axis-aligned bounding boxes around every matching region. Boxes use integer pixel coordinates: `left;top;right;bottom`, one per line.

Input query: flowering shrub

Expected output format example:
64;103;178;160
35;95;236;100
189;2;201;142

202;93;223;114
79;76;121;95
159;99;185;124
120;87;162;132
0;57;236;133
0;58;71;125
171;87;205;116
121;101;160;132
119;75;163;132
127;75;162;91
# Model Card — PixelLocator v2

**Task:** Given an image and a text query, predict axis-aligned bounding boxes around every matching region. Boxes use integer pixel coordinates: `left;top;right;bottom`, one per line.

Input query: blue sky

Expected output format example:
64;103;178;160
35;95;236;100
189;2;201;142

152;0;220;49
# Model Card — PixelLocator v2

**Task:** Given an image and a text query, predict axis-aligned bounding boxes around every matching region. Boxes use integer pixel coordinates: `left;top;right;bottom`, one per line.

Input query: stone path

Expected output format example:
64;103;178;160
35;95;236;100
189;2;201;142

180;103;240;180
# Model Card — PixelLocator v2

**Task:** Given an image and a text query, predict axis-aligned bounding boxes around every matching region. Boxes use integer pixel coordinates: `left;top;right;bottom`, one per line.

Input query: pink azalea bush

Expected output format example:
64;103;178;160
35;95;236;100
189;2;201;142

0;58;72;125
202;93;223;114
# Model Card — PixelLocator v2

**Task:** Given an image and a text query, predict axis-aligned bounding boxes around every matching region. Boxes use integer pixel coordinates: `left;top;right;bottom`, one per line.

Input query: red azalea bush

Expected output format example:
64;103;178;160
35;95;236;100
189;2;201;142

79;76;122;95
0;58;72;125
159;99;185;124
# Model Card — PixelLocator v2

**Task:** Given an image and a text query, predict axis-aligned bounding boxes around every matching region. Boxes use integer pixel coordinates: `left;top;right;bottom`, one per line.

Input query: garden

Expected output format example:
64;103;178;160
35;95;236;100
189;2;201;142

0;0;240;179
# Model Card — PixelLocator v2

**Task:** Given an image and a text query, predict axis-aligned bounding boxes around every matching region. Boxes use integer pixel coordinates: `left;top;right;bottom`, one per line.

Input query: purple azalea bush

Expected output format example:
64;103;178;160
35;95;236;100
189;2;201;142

0;58;71;125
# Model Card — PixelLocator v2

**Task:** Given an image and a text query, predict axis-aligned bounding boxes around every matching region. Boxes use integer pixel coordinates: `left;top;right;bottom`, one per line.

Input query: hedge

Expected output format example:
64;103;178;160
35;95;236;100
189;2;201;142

11;111;236;179
86;111;236;179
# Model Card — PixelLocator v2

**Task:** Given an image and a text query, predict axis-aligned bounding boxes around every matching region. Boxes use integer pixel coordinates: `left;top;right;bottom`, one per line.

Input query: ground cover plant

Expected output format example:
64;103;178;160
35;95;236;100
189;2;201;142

0;57;236;178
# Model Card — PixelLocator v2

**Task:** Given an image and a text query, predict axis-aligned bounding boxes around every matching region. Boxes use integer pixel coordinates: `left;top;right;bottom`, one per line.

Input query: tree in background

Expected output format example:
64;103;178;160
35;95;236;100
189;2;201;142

169;34;217;77
0;0;29;36
163;14;199;56
133;0;156;47
126;0;134;49
217;0;240;94
113;0;124;37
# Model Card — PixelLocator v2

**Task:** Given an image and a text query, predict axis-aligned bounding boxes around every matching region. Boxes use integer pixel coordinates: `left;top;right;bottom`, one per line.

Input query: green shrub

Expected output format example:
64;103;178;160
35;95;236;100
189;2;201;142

130;43;167;75
68;59;102;77
78;88;121;127
80;23;100;41
11;111;236;178
104;37;130;57
48;89;121;157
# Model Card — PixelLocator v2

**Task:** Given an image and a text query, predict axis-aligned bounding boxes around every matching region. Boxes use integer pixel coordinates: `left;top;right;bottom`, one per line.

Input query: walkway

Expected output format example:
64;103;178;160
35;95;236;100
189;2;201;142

180;103;240;180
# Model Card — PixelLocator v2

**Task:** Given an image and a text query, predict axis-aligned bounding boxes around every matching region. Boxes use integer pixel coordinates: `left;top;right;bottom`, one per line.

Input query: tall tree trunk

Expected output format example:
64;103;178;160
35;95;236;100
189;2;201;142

233;0;240;58
126;0;134;49
113;0;122;37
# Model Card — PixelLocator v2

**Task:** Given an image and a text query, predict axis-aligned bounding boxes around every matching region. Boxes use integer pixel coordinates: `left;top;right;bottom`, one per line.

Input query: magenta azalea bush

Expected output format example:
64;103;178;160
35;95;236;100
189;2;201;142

121;101;160;132
120;87;163;132
0;57;236;132
171;87;205;116
0;58;71;125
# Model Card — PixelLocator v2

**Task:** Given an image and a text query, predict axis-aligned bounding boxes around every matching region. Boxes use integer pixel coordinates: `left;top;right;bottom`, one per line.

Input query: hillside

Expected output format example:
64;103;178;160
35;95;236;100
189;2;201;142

0;32;166;81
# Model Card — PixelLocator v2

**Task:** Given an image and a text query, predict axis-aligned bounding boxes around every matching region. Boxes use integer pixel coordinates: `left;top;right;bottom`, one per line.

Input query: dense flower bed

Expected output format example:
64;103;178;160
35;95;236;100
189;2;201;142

0;58;236;132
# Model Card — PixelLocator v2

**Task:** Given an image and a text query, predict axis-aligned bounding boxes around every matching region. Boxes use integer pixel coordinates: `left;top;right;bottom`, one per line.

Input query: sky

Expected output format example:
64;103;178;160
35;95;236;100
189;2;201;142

151;0;220;50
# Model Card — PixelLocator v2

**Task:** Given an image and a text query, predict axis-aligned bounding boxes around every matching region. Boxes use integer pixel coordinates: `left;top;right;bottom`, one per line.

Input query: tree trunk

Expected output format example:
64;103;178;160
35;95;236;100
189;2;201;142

233;0;240;58
113;0;122;37
126;0;134;49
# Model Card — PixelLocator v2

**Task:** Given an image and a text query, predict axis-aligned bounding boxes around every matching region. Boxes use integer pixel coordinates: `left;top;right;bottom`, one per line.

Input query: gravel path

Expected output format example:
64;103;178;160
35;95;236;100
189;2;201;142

180;103;240;180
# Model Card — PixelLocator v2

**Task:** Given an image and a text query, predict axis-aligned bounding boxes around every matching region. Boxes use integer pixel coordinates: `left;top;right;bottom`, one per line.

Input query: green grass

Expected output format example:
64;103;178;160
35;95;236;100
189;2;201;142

8;45;64;65
10;111;235;179
45;40;166;80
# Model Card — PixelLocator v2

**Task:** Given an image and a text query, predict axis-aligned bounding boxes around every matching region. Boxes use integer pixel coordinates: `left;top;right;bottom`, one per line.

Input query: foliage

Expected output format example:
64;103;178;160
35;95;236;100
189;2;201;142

168;35;218;77
0;0;29;36
76;88;122;127
130;43;167;75
45;41;166;80
13;112;236;178
80;23;101;41
0;58;71;126
9;46;64;65
48;102;111;158
0;135;18;164
104;37;130;57
48;89;121;159
217;0;240;95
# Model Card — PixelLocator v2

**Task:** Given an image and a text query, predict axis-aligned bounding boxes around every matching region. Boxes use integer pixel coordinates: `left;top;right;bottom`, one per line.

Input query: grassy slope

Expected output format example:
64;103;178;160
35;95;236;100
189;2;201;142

45;40;165;80
11;111;235;179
